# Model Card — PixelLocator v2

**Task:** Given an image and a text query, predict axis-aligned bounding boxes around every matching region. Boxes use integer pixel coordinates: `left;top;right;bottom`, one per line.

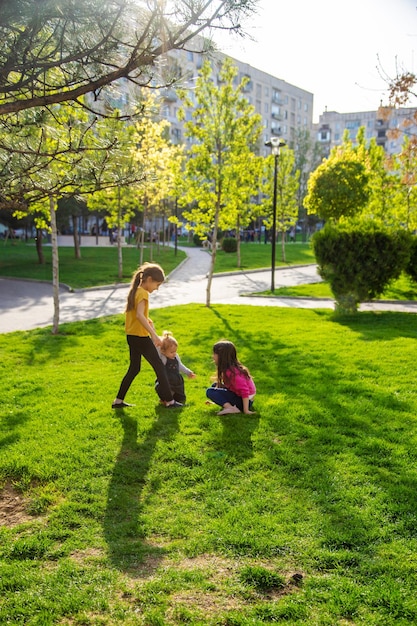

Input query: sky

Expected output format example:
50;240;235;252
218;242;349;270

214;0;417;122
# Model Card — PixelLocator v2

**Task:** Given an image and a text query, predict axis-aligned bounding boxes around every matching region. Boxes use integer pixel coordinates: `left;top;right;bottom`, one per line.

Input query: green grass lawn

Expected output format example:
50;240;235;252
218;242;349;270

0;241;186;289
272;273;417;301
213;241;315;273
1;305;417;625
0;240;314;289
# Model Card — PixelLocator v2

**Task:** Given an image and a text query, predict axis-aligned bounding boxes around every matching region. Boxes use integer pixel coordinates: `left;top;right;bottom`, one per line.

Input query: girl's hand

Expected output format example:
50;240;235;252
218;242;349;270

153;335;162;348
188;372;196;378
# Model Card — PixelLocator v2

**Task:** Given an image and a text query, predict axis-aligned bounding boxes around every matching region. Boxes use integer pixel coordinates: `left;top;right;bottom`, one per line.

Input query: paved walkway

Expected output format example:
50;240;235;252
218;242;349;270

1;246;416;333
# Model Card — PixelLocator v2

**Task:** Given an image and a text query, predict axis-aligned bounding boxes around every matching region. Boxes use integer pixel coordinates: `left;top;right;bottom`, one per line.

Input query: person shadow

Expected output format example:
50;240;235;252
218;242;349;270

103;406;181;576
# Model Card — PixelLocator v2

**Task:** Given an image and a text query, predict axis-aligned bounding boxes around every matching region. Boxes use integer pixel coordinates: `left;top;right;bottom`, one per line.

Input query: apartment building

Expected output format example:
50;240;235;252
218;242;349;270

160;47;314;154
314;106;417;156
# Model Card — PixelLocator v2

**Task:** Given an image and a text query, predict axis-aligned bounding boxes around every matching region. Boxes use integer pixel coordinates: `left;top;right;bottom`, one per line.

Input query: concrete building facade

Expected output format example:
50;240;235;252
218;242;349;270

314;106;417;157
160;47;314;155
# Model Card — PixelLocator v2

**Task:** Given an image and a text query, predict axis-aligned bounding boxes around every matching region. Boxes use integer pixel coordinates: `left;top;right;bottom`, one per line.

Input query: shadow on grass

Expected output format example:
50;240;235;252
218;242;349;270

265;334;417;564
22;318;111;365
333;311;417;341
103;406;182;576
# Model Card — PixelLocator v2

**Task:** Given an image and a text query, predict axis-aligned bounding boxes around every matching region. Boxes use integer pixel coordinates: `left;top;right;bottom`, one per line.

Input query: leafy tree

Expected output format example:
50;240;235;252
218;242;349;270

292;128;323;240
0;0;258;115
389;136;417;231
178;58;263;306
304;140;370;222
261;146;299;262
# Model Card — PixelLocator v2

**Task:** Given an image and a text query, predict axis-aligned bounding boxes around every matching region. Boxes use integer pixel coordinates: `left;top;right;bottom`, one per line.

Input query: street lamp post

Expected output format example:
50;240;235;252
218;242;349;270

265;137;286;292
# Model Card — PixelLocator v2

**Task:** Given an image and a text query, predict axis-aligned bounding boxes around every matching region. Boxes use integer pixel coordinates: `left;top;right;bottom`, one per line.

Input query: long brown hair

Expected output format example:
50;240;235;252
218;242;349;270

213;340;252;386
125;262;165;312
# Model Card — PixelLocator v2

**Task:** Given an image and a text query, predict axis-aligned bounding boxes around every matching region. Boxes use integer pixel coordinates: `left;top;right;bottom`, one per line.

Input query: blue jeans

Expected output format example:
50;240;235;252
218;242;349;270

206;384;253;412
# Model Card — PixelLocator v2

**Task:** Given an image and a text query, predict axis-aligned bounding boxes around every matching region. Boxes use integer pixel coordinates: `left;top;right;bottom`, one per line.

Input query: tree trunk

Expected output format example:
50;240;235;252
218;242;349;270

206;204;221;307
281;229;286;263
139;195;148;266
117;188;123;281
35;228;45;264
149;204;155;262
72;214;81;259
139;227;145;265
49;196;60;335
236;214;241;268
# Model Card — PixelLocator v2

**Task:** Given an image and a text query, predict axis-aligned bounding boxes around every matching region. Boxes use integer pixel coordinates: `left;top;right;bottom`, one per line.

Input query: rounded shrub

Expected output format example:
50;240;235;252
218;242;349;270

405;236;417;283
222;237;237;253
312;222;412;313
193;233;203;247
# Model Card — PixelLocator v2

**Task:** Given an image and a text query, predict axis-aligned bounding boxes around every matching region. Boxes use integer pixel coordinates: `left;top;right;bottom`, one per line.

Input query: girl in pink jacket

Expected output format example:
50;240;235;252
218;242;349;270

206;340;256;415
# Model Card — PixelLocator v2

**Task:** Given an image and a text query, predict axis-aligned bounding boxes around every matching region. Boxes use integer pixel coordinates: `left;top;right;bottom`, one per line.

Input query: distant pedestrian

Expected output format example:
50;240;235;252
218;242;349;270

156;331;196;404
206;340;256;415
112;262;182;409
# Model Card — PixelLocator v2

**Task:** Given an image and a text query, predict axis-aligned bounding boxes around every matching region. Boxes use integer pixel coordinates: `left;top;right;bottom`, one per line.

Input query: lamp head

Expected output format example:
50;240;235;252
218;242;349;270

265;137;286;155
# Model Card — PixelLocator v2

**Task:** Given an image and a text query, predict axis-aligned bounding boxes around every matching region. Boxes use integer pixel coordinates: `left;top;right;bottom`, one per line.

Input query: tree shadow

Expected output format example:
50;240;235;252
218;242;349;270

103;406;182;576
332;311;417;341
23;318;110;365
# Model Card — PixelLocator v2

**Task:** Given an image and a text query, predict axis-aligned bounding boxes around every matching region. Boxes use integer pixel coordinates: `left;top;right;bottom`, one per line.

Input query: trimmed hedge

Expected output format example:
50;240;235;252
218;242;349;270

222;237;237;253
312;222;413;313
406;236;417;283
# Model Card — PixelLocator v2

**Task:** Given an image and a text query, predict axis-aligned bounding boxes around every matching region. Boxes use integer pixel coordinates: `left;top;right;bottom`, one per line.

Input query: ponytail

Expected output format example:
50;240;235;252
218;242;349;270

125;262;165;311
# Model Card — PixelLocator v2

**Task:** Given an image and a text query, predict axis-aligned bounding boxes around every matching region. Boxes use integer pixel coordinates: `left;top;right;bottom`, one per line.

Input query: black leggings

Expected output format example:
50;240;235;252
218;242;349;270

116;335;173;402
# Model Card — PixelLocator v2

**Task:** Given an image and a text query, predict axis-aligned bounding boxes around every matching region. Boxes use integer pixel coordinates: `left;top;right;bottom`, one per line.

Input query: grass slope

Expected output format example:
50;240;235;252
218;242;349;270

1;305;417;624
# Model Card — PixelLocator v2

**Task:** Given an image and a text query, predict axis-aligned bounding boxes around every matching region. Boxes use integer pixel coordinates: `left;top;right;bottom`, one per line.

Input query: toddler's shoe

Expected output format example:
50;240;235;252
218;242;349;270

165;401;183;408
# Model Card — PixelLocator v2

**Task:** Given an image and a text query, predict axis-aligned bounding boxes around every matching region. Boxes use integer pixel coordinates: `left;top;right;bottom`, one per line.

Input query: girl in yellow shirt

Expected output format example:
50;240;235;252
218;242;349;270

112;262;182;409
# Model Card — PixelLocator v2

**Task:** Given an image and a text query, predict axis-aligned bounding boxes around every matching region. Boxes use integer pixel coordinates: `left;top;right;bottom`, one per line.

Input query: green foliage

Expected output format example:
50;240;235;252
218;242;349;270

312;221;412;312
193;233;203;247
305;153;370;221
222;237;237;253
179;58;263;238
406;235;417;283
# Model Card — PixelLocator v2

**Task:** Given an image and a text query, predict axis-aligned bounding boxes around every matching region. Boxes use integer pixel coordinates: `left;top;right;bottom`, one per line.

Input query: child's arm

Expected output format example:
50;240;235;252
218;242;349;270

241;397;255;414
136;300;161;347
176;355;196;378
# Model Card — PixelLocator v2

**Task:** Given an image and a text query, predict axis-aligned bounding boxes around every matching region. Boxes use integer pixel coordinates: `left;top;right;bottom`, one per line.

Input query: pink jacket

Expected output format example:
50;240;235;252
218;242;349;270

224;367;256;399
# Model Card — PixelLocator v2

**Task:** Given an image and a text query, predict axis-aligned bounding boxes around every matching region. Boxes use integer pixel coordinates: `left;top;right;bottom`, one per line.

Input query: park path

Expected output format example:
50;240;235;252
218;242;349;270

1;246;416;333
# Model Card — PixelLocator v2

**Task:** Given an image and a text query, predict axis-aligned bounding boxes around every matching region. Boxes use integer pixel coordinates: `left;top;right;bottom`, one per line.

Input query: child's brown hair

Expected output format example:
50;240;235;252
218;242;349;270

126;262;165;311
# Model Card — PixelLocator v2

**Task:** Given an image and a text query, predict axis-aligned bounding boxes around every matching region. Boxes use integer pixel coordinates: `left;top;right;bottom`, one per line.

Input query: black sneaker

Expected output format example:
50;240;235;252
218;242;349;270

112;401;135;409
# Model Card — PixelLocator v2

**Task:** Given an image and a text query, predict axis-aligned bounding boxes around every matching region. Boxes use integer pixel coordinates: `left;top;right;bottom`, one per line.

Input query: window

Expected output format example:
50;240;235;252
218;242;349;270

271;120;281;134
272;88;282;104
271;104;281;118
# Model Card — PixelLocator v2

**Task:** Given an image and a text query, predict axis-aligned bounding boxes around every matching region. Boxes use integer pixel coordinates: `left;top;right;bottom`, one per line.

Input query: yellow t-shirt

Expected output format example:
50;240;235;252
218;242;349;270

125;286;149;336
